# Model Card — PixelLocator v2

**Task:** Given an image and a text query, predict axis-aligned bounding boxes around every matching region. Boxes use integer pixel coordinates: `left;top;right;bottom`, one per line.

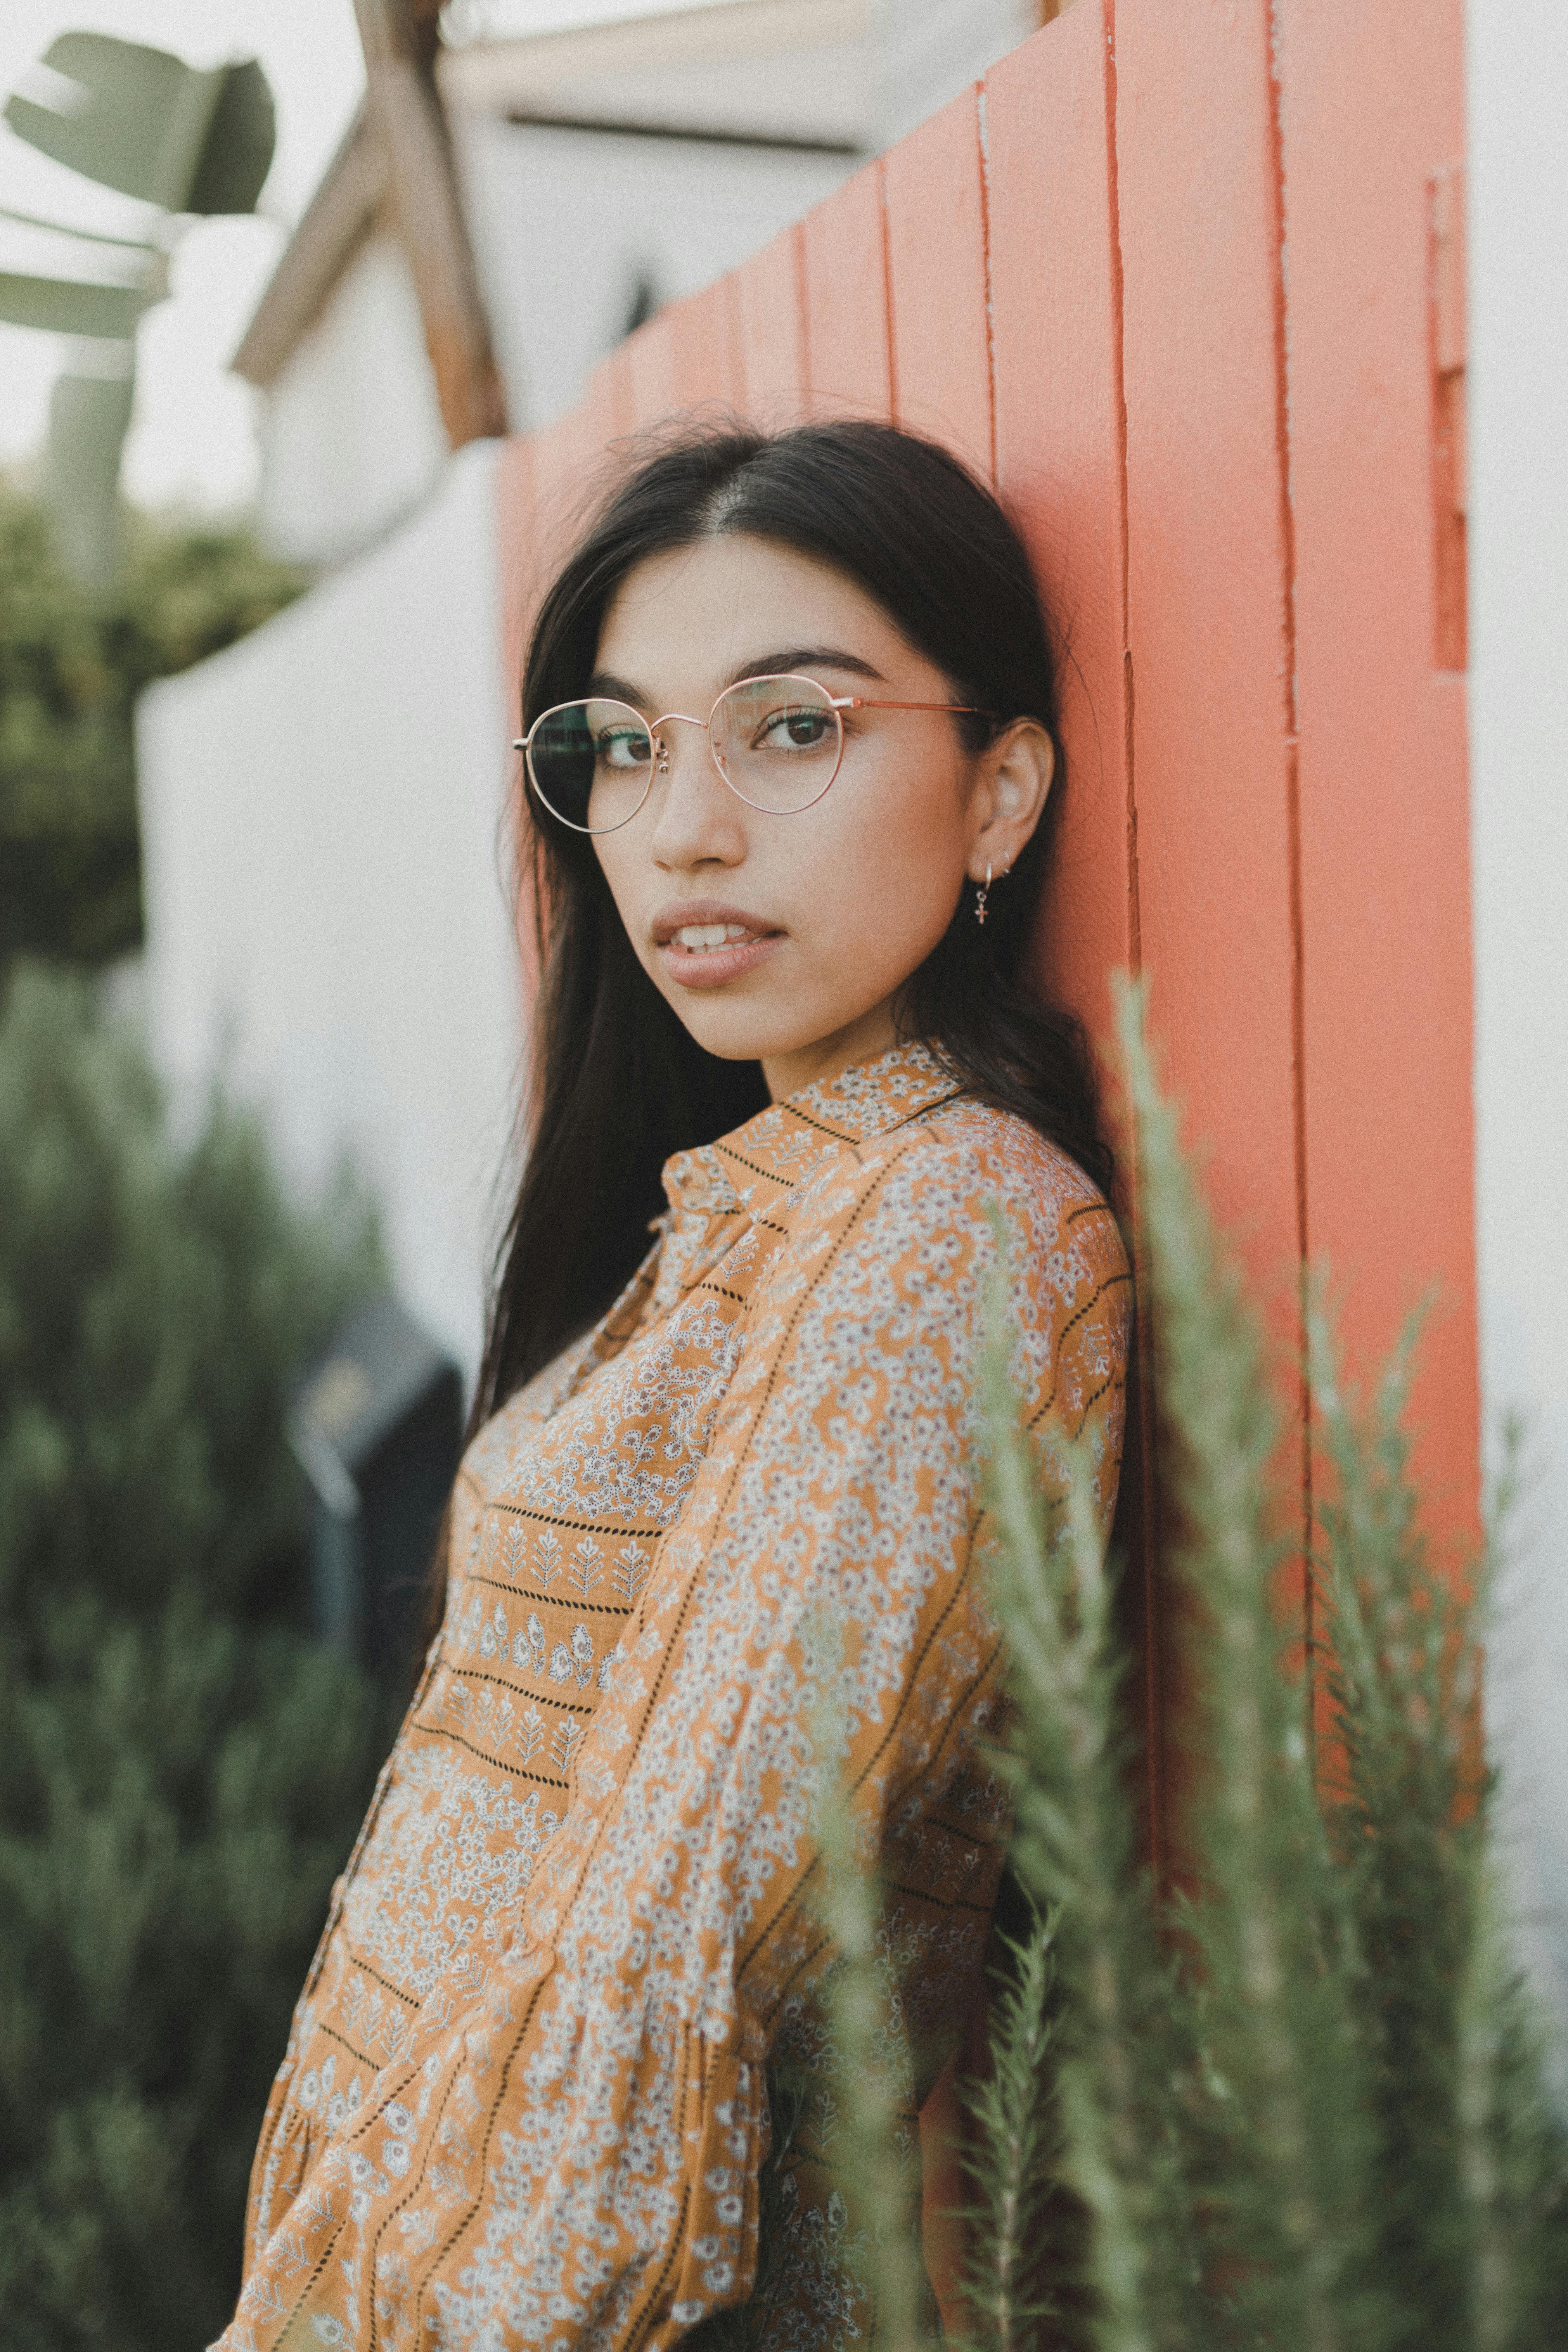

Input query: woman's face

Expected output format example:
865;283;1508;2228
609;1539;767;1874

588;533;1054;1100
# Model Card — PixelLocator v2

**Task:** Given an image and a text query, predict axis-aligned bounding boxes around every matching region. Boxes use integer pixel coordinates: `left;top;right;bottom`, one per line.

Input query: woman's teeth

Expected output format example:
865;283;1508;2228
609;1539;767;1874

674;923;755;952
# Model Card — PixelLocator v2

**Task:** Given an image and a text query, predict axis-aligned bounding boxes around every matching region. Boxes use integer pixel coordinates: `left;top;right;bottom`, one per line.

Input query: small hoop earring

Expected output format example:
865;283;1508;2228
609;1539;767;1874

974;861;992;927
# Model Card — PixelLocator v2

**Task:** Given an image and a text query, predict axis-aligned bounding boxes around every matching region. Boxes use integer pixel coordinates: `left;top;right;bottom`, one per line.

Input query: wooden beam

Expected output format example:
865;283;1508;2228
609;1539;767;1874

351;0;507;447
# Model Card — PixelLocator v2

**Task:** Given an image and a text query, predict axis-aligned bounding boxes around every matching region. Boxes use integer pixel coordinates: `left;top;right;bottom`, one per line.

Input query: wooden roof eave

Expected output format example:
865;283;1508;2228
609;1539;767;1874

436;0;871;118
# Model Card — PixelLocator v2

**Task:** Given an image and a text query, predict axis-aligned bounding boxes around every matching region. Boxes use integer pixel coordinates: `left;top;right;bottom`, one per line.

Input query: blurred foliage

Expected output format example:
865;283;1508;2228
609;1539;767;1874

949;983;1568;2351
0;479;306;970
817;982;1568;2352
0;964;390;2348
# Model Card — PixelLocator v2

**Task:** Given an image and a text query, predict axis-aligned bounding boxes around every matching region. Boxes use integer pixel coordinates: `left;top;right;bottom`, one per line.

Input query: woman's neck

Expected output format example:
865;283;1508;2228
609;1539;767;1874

761;997;904;1103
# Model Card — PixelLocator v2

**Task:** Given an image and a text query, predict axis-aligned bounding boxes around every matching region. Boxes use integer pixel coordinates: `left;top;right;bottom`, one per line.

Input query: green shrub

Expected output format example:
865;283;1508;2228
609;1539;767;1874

832;980;1568;2350
0;965;388;2348
0;483;305;968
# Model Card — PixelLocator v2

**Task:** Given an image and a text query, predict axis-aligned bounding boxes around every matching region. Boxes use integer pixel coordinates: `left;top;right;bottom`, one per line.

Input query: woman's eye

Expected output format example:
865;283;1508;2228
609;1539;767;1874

758;707;832;751
596;729;650;769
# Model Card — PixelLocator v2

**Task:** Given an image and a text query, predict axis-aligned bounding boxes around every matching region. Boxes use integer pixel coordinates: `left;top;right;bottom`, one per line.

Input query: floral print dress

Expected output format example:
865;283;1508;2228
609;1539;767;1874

218;1040;1130;2352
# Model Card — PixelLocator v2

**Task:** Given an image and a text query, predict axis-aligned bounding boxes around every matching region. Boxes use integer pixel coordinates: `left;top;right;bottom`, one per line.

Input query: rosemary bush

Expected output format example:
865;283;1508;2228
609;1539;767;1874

0;966;388;2346
830;981;1568;2350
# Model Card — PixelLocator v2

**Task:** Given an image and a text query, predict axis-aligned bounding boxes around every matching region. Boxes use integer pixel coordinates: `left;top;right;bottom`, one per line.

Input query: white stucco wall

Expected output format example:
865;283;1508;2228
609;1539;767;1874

462;116;855;435
1469;0;1568;2042
257;230;450;568
137;440;522;1383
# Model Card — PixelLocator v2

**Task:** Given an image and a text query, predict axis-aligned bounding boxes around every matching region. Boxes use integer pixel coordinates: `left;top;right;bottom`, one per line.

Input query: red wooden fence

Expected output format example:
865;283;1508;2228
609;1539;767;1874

496;0;1475;1859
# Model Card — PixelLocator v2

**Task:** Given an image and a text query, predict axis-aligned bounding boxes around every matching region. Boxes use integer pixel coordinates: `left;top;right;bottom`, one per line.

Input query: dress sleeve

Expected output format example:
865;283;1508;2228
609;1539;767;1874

220;1117;1129;2352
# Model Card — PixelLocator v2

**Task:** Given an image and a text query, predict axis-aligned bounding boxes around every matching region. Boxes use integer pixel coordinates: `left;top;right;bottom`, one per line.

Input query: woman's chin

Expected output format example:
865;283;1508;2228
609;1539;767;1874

660;988;816;1068
665;994;907;1090
667;1006;799;1064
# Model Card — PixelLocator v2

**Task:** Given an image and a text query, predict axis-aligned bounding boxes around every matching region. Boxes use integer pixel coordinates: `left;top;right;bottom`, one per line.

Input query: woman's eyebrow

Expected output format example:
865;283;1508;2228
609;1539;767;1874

723;646;885;689
585;670;652;706
583;649;887;708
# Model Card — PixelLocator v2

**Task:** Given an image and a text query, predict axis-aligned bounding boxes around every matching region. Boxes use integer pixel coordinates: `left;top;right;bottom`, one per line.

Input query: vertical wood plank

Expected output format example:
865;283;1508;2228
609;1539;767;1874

672;275;741;412
1276;0;1478;1529
987;3;1135;1050
625;308;679;426
1112;0;1311;1801
518;407;607;622
801;161;893;416
986;5;1169;1857
722;271;748;415
737;222;810;426
1114;0;1302;1322
582;343;634;448
883;83;993;481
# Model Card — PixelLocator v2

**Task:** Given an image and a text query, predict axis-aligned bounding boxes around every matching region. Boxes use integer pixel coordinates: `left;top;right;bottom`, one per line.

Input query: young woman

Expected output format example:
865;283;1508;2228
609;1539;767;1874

220;421;1130;2352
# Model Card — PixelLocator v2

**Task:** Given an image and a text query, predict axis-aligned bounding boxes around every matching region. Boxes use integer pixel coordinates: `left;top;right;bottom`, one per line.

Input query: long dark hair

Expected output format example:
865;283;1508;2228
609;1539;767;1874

473;417;1112;1432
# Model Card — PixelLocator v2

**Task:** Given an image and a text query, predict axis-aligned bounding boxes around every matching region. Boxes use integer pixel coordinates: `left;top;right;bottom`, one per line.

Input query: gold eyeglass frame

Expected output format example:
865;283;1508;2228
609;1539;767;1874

512;671;990;835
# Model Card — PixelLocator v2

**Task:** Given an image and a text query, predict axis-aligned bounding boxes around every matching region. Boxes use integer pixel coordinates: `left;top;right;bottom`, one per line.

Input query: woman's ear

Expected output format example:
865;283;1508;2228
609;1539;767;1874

967;720;1056;882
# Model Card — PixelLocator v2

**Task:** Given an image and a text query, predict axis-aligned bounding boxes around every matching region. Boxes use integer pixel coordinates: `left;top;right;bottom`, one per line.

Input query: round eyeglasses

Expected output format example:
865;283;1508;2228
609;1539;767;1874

513;672;989;836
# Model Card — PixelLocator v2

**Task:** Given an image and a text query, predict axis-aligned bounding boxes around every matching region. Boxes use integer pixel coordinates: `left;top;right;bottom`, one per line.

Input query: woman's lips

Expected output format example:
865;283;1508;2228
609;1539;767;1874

659;929;784;989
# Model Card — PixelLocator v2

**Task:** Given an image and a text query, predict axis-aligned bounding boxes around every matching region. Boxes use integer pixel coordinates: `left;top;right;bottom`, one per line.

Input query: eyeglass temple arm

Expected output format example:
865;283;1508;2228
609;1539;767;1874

833;696;990;715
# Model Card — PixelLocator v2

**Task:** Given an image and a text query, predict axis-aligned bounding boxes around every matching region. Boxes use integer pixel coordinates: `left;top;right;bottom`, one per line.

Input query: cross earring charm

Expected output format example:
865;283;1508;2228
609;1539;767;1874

974;861;992;926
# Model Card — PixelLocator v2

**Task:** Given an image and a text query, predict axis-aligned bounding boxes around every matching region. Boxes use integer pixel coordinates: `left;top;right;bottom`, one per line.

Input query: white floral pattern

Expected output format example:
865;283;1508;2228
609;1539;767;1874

218;1042;1130;2352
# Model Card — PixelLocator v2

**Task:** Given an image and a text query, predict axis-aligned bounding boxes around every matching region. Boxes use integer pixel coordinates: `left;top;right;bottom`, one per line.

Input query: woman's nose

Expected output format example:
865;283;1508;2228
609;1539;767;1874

647;723;747;868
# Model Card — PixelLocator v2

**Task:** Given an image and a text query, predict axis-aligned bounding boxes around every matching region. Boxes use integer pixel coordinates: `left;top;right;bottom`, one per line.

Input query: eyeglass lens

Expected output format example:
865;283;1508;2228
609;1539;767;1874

526;675;843;834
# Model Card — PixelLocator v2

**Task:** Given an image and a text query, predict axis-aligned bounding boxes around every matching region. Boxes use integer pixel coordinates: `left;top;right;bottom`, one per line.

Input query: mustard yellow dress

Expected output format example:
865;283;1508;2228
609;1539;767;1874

219;1040;1130;2352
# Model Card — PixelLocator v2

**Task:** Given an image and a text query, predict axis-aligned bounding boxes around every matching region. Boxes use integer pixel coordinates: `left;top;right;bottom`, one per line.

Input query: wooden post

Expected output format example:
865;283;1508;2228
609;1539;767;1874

351;0;507;447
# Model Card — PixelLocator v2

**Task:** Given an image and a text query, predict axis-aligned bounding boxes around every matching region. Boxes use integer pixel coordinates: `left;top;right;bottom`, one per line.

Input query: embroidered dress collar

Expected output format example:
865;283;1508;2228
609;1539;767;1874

661;1038;964;1225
